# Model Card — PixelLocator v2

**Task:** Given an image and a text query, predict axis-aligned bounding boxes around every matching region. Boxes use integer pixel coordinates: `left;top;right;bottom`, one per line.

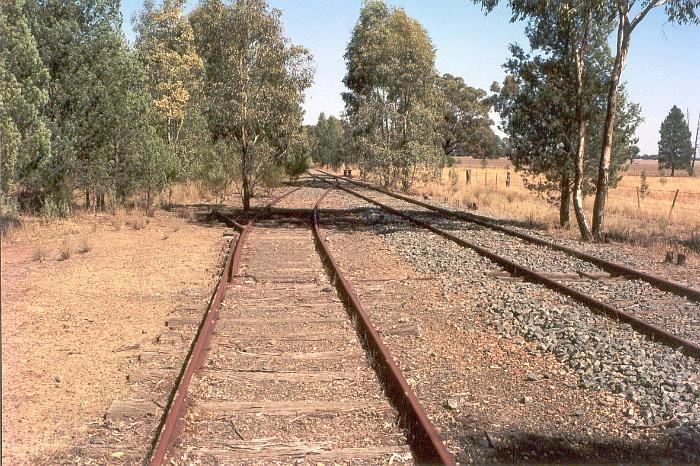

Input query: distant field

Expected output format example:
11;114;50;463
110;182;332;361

399;158;700;250
452;157;699;177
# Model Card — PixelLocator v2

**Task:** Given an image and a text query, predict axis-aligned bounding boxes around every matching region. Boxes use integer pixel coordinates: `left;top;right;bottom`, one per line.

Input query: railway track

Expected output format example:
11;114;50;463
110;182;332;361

315;169;700;301
312;171;700;359
313;184;700;462
148;185;454;465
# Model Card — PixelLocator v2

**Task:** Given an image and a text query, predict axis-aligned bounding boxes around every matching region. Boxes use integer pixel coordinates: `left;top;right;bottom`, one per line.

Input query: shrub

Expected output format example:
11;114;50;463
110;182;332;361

129;212;146;230
77;237;91;253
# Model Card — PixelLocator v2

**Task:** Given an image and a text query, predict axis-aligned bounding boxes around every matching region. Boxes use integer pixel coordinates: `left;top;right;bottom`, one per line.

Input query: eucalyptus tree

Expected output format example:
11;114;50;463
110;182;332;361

343;1;445;190
589;0;700;238
0;0;51;212
438;74;497;159
190;0;313;210
311;113;346;170
657;105;694;176
491;1;641;236
134;0;205;189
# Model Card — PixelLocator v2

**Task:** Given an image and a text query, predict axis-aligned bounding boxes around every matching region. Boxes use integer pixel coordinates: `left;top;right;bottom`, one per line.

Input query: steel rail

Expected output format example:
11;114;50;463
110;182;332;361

148;186;303;466
313;188;455;465
313;175;700;361
314;169;700;302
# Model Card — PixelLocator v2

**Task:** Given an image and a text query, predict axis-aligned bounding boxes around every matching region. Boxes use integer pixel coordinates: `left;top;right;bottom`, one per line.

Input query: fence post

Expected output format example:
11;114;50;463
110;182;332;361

668;189;679;219
495;174;498;186
506;171;511;187
484;172;487;187
636;187;641;211
466;169;471;184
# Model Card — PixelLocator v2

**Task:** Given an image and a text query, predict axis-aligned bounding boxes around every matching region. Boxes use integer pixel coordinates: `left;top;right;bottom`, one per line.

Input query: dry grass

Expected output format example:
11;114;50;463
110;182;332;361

32;243;48;262
413;166;700;250
338;162;699;251
77;236;91;254
58;239;72;261
128;210;147;230
112;208;126;231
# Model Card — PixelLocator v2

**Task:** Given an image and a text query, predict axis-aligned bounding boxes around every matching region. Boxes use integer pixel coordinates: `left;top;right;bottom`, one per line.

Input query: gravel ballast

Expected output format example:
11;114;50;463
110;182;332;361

355;203;700;461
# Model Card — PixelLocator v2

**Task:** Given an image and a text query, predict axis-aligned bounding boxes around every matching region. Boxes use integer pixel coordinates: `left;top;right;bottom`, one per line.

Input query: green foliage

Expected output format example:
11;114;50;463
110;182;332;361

284;129;312;178
438;73;500;159
343;1;445;191
191;0;313;209
494;17;641;202
310;113;345;170
134;0;205;188
639;170;648;198
658;105;694;176
196;140;233;200
0;0;51;212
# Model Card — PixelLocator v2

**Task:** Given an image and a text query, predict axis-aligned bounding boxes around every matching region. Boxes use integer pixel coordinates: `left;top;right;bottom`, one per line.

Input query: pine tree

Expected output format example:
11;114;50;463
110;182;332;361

658;105;694;176
0;0;51;212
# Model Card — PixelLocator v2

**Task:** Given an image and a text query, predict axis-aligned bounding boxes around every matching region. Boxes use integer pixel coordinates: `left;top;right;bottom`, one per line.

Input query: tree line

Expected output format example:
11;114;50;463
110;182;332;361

1;0;312;217
310;1;503;192
312;0;698;242
3;0;697;241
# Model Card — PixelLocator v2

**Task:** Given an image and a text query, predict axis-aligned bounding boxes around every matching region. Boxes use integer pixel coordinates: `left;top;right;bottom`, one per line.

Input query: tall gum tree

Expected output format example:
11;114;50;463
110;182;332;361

343;0;444;191
590;0;699;239
190;0;313;210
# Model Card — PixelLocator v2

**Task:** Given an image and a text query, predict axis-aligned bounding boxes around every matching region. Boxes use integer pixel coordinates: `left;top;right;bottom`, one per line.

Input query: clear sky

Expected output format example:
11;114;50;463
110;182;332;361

120;0;700;155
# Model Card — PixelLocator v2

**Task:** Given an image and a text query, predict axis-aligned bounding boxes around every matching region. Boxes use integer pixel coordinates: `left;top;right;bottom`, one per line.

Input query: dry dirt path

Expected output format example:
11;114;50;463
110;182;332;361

1;209;225;464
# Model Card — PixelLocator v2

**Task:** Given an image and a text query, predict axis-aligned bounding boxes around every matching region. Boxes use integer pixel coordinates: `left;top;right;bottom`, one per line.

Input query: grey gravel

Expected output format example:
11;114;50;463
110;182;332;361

350;202;700;460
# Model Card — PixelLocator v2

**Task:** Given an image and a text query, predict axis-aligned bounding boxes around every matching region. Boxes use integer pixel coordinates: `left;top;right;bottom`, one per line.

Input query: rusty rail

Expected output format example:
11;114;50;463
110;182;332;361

314;169;700;302
148;186;303;466
313;188;455;465
313;175;700;361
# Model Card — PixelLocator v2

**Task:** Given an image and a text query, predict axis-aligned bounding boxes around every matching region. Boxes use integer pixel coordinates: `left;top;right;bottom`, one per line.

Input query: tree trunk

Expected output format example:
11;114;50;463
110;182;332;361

591;18;630;241
671;165;675;177
572;12;593;241
572;125;593;240
559;173;571;228
85;189;90;210
241;143;251;211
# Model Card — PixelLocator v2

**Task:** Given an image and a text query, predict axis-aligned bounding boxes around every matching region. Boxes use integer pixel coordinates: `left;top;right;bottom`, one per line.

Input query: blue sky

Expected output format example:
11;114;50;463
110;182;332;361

120;0;700;155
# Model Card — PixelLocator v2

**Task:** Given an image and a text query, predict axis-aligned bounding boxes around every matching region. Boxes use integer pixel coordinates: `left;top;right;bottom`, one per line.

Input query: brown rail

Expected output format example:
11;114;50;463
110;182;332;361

148;186;303;466
313;188;456;465
315;169;700;302
313;175;700;361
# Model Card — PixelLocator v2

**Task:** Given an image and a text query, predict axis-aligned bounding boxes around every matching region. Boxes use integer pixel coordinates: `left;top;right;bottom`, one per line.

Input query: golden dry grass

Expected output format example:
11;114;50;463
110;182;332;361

332;160;699;250
410;165;700;249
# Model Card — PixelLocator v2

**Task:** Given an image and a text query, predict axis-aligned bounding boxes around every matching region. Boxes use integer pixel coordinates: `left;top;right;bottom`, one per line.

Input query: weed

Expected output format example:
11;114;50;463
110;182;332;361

77;237;91;253
32;243;48;262
129;211;146;230
113;208;126;230
58;239;72;261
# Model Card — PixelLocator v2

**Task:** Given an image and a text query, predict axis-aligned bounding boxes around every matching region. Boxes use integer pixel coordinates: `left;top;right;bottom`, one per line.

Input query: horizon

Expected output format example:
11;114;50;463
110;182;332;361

120;0;700;157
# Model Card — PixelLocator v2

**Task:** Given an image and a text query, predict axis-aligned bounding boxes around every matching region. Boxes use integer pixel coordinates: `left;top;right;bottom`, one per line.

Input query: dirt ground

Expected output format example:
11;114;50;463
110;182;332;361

1;208;226;464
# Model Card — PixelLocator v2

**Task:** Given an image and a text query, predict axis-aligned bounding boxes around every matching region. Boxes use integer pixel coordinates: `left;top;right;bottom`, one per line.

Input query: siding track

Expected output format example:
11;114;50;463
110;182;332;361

312;172;700;359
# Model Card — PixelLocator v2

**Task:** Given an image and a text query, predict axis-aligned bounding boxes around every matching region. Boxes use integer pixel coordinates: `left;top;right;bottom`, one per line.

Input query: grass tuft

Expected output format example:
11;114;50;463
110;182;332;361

58;239;72;261
32;243;48;262
112;208;126;231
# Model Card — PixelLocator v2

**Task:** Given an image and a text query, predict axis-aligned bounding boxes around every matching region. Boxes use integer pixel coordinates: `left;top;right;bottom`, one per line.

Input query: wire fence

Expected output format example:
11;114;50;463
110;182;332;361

444;166;700;222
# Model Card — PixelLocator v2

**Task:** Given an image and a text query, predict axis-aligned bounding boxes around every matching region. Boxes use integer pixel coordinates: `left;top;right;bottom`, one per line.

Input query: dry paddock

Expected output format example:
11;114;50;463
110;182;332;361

1;207;228;463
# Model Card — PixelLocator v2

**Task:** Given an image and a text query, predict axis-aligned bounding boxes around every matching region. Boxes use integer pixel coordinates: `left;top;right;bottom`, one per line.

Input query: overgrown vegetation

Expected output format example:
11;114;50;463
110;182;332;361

0;0;314;219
